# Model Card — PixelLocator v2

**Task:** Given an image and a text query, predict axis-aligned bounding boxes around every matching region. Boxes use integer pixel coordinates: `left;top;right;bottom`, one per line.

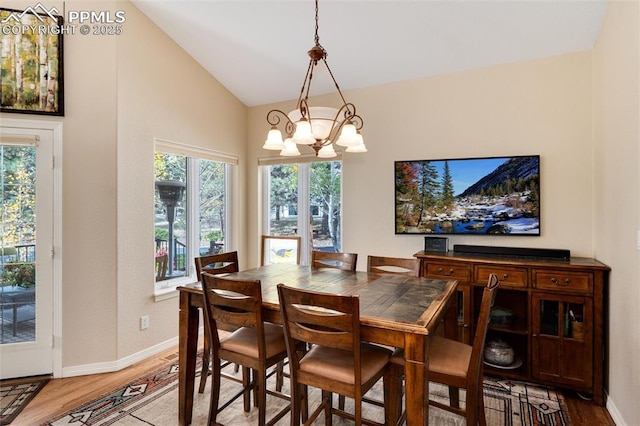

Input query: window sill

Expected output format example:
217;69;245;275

154;276;197;302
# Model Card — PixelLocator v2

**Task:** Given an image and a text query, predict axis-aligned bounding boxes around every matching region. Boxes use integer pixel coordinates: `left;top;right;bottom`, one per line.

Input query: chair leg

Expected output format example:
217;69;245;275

384;367;403;425
208;357;222;426
478;380;487;426
275;360;284;392
199;322;211;393
257;369;267;426
448;385;460;409
242;366;252;412
322;390;333;426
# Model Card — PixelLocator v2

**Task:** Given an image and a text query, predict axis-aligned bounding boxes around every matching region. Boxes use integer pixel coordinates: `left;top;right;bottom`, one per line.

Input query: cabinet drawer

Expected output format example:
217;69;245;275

476;265;527;288
533;270;592;293
425;262;470;281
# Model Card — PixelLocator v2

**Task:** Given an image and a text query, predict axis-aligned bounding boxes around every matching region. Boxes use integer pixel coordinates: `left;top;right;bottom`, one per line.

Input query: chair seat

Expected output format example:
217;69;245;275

300;342;391;385
428;336;472;384
221;323;286;359
390;337;471;383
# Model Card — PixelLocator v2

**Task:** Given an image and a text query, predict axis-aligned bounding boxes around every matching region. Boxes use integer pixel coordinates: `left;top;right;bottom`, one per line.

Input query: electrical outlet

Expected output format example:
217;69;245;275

140;315;149;330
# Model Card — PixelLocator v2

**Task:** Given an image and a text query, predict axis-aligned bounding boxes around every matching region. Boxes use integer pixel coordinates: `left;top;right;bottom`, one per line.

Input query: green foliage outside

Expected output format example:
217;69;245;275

3;262;36;288
1;146;36;249
268;161;342;250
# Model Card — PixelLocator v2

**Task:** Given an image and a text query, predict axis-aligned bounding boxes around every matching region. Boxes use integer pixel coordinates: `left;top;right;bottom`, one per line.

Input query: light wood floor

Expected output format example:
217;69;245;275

12;342;615;425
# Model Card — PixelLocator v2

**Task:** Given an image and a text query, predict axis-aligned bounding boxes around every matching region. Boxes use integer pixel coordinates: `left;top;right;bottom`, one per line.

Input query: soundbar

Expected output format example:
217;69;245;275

453;244;570;260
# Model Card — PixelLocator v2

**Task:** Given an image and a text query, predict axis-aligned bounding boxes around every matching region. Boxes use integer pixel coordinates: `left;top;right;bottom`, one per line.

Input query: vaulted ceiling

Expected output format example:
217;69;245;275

132;0;609;107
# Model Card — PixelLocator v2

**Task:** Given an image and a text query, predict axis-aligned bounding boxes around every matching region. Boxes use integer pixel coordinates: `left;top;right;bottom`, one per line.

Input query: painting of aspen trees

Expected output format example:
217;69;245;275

0;8;64;115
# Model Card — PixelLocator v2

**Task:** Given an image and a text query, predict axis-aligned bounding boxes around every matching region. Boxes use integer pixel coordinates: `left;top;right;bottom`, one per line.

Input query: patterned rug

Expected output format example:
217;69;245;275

45;354;571;425
0;377;49;425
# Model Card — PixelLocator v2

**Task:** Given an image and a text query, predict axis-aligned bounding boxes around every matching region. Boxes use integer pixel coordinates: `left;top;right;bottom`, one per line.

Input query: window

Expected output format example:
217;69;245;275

261;159;342;265
154;141;235;290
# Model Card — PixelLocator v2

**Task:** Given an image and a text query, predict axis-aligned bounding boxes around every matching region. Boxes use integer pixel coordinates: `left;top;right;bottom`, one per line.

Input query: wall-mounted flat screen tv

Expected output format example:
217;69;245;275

395;155;540;235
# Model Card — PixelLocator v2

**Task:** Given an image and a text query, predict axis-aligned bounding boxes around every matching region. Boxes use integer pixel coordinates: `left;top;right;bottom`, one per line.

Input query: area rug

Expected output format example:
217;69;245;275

0;377;49;425
46;353;571;425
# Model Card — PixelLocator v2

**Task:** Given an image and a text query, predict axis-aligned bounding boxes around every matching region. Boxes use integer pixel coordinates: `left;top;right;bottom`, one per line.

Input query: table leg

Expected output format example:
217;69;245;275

403;333;429;426
179;291;199;426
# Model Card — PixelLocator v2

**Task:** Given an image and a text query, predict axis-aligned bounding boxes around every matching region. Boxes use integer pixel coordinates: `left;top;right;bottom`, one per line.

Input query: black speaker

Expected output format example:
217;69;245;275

453;244;570;260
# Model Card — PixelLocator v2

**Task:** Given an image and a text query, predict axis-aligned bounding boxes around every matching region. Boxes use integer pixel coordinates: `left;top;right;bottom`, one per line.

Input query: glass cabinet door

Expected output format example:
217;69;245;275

532;293;593;388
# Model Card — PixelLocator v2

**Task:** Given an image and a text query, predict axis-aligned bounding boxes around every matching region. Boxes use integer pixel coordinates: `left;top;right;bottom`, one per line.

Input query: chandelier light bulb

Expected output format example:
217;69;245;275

292;119;315;145
280;138;301;156
335;122;359;147
262;127;285;150
317;143;337;158
345;133;367;153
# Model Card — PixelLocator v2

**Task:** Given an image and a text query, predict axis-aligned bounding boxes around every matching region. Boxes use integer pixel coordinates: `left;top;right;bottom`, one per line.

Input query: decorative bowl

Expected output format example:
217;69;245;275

484;338;515;366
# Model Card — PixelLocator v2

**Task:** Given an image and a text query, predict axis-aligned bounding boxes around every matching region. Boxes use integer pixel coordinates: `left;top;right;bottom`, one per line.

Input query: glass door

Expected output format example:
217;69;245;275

0;125;54;379
263;161;342;265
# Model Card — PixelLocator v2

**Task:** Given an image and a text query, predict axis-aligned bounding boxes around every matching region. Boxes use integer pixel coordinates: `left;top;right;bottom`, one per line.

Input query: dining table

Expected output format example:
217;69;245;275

178;263;458;426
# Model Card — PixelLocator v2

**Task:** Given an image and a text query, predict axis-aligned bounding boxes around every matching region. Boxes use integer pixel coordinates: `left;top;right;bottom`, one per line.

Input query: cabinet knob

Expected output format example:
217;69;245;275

502;273;509;280
551;277;571;286
463;323;470;328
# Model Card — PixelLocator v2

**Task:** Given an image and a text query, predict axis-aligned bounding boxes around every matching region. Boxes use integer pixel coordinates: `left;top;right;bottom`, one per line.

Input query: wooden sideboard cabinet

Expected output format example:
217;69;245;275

414;250;610;405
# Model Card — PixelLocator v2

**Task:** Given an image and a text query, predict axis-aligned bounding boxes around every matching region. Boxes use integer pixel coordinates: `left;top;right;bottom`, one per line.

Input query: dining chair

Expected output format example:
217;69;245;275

201;273;290;426
261;235;301;266
311;250;358;271
367;255;420;276
195;250;239;280
387;273;500;425
277;283;394;425
195;251;240;393
155;254;168;281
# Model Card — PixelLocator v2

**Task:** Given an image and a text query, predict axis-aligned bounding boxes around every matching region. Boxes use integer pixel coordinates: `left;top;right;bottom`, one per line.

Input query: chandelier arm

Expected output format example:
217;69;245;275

322;58;349;108
296;59;315;110
266;109;295;137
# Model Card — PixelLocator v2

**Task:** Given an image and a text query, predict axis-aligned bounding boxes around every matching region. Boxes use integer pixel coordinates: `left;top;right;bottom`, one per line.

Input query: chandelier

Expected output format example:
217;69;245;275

263;0;366;158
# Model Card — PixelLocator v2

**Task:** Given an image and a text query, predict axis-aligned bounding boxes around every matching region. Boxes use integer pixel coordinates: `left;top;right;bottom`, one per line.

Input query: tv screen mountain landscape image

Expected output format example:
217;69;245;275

395;155;540;236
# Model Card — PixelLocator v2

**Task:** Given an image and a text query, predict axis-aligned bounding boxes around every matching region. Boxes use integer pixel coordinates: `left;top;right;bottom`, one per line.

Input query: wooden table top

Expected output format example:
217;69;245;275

181;263;457;336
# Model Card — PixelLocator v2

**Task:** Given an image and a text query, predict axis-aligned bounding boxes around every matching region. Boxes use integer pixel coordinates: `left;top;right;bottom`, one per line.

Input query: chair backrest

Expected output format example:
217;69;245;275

261;235;301;266
155;254;168;281
201;273;265;351
194;251;239;282
468;273;500;387
311;250;358;271
367;255;420;276
277;283;361;379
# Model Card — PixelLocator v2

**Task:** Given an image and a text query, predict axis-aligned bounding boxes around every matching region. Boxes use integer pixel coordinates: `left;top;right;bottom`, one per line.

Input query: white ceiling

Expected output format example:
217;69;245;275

132;0;608;107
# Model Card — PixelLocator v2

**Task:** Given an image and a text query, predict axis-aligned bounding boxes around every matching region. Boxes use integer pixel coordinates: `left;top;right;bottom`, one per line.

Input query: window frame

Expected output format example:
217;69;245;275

260;155;343;266
154;139;236;294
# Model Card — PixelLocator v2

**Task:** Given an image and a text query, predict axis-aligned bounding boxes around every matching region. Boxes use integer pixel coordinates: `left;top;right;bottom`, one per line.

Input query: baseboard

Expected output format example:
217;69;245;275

61;335;180;378
453;244;570;259
606;393;628;426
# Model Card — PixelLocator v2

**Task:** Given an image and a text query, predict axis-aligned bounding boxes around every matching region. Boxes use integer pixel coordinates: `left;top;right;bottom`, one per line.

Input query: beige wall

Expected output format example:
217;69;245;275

249;52;595;267
1;0;247;368
114;2;247;359
593;2;640;425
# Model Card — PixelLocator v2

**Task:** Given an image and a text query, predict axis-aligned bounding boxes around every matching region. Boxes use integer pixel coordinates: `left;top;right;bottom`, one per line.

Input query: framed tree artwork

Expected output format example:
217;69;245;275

1;7;65;116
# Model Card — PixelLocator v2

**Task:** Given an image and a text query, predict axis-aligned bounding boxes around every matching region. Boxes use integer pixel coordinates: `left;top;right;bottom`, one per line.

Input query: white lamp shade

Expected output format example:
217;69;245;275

289;106;339;141
345;133;367;153
263;128;285;150
335;122;359;147
280;138;301;156
317;143;337;158
291;119;316;145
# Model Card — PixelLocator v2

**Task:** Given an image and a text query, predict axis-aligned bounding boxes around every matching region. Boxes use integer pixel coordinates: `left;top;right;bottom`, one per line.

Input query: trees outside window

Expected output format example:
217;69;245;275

154;151;229;285
264;160;342;263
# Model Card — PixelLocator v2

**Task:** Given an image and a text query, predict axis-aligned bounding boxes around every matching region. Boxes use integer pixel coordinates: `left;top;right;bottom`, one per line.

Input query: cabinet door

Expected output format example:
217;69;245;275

531;293;593;389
